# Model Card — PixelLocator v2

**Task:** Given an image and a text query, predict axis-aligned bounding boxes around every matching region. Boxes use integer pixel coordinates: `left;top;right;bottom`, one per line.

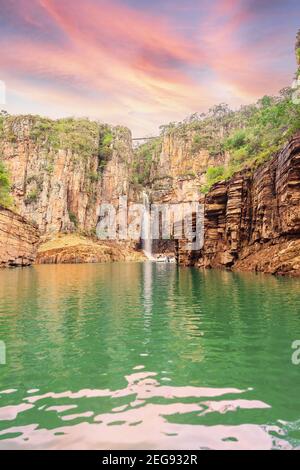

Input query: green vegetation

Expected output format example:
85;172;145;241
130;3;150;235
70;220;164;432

0;113;7;141
0;113;13;207
88;171;100;182
24;175;43;205
0;160;12;207
68;211;78;227
131;138;162;185
0;115;115;182
98;126;113;166
201;166;225;193
43;162;54;174
0;115;119;210
131;145;152;185
160;88;300;192
224;91;299;165
0;114;4;134
102;132;113;147
29;117;100;158
225;129;247;150
24;189;39;205
0;115;103;159
191;134;202;154
1;32;300;199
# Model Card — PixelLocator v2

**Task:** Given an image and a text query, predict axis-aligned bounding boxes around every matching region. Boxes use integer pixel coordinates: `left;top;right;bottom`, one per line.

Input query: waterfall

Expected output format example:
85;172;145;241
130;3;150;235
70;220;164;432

141;191;153;260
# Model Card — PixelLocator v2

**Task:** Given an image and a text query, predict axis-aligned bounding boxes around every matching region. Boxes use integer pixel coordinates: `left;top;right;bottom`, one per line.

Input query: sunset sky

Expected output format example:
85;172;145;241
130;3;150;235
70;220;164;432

0;0;299;136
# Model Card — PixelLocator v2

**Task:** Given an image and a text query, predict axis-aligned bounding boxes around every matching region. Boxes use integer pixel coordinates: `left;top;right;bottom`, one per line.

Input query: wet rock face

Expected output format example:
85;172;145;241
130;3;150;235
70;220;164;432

0;206;40;267
1;117;133;235
197;134;300;275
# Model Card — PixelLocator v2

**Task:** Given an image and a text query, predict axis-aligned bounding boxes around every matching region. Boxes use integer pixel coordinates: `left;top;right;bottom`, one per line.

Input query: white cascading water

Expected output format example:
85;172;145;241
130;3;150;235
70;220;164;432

141;191;153;260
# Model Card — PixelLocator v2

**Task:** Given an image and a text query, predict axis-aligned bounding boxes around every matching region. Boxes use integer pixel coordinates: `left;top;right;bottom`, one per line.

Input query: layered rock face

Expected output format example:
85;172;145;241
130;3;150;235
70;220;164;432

36;234;145;264
1;115;300;275
151;129;229;183
197;134;300;275
148;129;228;206
0;116;139;266
0;205;40;267
1;117;133;235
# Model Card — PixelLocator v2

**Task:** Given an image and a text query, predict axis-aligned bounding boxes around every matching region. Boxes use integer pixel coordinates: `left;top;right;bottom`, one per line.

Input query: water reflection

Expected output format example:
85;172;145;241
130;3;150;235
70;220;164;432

0;264;300;449
0;371;282;450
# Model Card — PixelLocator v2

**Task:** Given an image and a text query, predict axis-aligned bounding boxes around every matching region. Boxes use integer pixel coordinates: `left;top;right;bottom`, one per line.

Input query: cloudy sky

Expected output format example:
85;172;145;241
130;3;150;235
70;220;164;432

0;0;299;136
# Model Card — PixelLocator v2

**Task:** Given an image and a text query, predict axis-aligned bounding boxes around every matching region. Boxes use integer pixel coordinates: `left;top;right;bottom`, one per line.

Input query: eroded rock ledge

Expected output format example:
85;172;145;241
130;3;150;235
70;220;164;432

196;134;300;276
0;206;40;267
36;234;145;264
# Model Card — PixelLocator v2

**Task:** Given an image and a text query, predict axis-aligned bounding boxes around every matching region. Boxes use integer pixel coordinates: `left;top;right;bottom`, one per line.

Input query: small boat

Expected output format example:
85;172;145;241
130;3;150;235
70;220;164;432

155;255;176;263
155;255;168;263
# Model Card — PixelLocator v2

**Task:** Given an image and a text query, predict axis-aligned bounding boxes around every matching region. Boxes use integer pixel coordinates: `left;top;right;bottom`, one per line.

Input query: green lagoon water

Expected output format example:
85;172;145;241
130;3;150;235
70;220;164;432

0;262;300;449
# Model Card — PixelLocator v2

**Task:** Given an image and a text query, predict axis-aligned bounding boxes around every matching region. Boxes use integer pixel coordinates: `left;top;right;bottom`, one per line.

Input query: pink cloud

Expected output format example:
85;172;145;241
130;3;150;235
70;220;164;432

38;0;203;64
1;0;296;134
199;0;292;97
1;0;215;135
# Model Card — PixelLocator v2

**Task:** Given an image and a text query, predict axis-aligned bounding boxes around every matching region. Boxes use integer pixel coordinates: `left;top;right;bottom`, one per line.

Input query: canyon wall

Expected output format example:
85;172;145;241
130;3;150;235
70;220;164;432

148;128;227;205
0;115;230;241
195;134;300;275
1;114;300;275
0;205;40;267
131;129;300;275
137;128;217;256
0;116;133;235
146;125;300;276
151;129;228;182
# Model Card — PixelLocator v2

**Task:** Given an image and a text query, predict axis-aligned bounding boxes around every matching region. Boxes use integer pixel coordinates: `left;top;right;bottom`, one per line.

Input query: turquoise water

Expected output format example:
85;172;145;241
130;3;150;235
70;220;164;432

0;262;300;449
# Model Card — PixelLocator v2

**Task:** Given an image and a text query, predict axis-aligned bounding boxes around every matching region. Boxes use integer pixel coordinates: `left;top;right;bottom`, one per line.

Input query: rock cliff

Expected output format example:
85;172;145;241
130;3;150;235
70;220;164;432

1;114;300;275
36;234;145;264
151;129;228;184
0;116;133;235
141;126;227;206
0;205;40;267
195;134;300;275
